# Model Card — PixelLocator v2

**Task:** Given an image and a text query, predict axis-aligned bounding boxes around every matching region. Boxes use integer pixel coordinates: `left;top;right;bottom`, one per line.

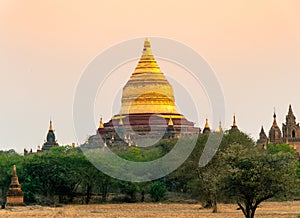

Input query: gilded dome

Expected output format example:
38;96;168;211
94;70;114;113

120;38;180;115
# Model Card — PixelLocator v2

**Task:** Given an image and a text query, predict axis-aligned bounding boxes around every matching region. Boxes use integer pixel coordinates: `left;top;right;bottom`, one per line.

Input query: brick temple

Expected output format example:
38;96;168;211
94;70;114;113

6;165;24;206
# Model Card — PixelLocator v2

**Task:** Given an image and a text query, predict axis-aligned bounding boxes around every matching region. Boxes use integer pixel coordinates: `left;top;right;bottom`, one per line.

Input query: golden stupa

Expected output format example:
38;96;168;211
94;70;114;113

120;38;180;115
87;38;198;147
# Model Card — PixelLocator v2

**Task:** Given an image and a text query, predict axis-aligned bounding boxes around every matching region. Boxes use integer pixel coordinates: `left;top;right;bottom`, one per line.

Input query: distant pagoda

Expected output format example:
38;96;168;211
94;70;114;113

6;165;24;206
42;120;59;151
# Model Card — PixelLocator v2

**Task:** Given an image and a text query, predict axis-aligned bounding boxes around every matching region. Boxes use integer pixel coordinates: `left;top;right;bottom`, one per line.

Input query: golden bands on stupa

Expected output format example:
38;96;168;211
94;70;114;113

120;38;180;115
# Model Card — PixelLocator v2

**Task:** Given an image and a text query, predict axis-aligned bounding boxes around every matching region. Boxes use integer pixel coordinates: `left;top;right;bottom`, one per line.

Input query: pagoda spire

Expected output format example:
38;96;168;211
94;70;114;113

288;104;294;115
233;115;237;127
49;120;53;131
285;104;296;125
259;126;267;137
85;135;89;144
99;117;104;129
143;38;152;55
205;118;210;129
168;117;174;126
11;165;19;185
203;118;211;133
231;114;239;130
272;112;278;127
218;121;223;133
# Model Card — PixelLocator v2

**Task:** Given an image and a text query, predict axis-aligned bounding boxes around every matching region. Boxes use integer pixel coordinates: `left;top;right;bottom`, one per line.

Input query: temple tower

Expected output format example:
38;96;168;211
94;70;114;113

42;120;59;151
257;126;268;148
6;165;24;206
269;113;282;144
282;104;300;141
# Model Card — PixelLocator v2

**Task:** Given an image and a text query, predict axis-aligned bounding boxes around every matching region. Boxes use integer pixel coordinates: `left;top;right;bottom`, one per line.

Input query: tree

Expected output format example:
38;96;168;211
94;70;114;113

221;143;298;218
149;181;167;202
178;130;253;213
119;181;140;202
22;146;81;204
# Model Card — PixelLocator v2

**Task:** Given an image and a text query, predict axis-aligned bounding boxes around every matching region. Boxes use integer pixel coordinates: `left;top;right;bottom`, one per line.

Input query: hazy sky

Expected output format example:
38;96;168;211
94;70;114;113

0;0;299;153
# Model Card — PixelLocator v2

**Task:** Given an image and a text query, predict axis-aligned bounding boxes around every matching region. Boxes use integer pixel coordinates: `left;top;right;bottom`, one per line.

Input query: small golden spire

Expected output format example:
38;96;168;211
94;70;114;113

49;120;53;131
142;38;153;56
218;121;223;133
233;114;237;127
37;145;41;151
99;117;104;129
168;117;174;126
205;118;210;129
144;38;150;46
85;135;89;144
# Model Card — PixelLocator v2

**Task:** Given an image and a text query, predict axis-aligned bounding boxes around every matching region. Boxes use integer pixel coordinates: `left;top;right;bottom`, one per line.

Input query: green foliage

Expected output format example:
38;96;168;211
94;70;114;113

221;142;298;218
21;176;40;203
0;132;298;211
149;181;167;202
118;181;140;202
267;143;297;154
298;162;300;179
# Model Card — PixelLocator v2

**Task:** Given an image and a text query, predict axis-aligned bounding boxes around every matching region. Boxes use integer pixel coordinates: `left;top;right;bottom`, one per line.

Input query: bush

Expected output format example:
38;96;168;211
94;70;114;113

149;182;167;202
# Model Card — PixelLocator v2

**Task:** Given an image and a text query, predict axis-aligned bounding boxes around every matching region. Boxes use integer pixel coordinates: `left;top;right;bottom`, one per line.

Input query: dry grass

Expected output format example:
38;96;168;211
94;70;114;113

0;201;299;218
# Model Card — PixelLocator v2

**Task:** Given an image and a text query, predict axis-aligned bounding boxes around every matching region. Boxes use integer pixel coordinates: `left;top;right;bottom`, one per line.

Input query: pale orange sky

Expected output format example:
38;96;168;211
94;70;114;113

0;0;299;152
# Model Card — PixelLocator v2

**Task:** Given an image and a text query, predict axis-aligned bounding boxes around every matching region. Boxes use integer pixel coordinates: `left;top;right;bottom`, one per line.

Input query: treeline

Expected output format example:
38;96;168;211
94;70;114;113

0;130;299;218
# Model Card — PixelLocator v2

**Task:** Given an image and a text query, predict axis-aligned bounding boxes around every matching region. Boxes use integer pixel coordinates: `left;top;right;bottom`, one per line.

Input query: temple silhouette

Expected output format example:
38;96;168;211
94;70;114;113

257;104;300;153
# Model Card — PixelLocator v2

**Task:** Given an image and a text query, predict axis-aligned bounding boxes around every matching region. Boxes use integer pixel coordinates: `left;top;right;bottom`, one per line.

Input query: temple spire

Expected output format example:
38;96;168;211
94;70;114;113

203;118;211;133
218;121;223;133
13;165;17;178
273;112;278;127
288;104;294;115
85;135;89;144
168;117;174;126
205;118;210;129
259;126;267;138
233;115;237;127
99;117;104;129
9;165;21;191
143;38;152;55
49;120;53;131
231;114;239;130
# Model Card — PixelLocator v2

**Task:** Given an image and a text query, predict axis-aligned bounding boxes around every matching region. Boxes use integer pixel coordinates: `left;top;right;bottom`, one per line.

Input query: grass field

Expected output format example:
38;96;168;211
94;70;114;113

0;201;299;218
